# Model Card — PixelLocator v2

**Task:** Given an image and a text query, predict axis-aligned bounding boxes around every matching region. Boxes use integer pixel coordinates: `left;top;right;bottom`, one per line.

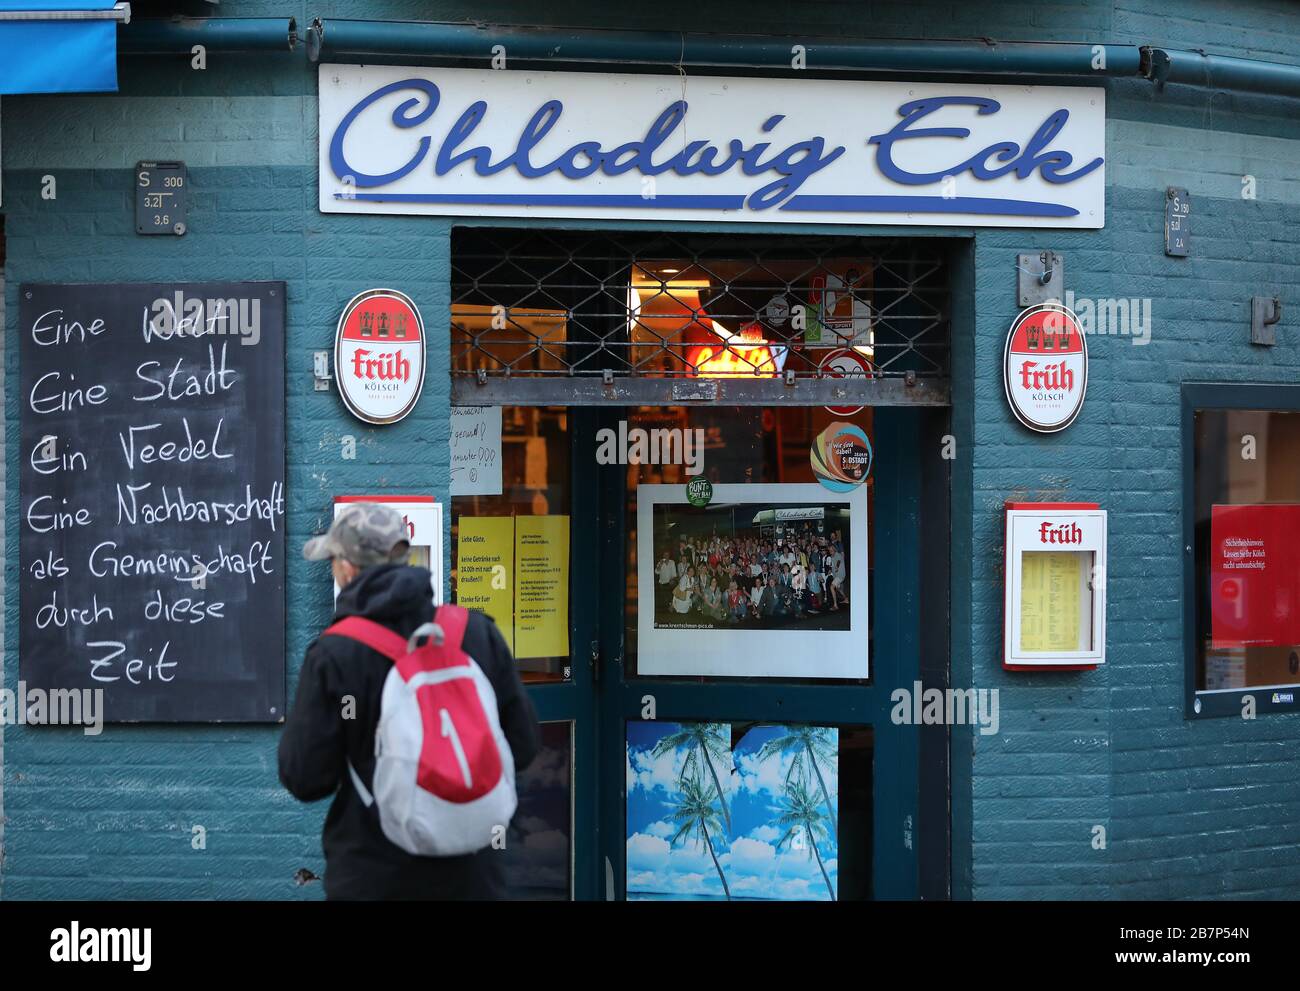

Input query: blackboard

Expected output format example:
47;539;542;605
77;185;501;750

19;282;286;722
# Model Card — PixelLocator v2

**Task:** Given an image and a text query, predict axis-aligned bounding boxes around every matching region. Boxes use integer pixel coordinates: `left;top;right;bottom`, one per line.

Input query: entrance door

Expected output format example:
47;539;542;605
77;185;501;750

595;404;921;901
450;402;924;900
449;227;952;899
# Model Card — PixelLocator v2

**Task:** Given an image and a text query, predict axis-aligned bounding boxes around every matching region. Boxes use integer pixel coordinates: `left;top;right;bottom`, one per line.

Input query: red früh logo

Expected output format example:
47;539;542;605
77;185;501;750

350;349;411;382
1039;521;1083;544
1018;361;1074;392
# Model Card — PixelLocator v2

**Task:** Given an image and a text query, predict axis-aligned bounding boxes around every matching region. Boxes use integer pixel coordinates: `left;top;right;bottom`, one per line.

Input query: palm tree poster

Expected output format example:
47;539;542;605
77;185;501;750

626;721;840;900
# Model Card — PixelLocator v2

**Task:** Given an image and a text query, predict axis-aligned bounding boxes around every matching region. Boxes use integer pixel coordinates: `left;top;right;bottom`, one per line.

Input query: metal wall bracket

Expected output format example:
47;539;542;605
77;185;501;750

313;350;333;391
1251;296;1282;346
1017;251;1064;307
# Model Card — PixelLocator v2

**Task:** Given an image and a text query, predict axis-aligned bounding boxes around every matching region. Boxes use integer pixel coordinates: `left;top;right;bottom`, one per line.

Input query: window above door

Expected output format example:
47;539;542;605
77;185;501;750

450;229;953;407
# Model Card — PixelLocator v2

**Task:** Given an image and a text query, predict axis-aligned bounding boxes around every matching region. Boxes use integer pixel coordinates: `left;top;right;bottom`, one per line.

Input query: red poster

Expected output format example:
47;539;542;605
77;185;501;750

1210;504;1300;648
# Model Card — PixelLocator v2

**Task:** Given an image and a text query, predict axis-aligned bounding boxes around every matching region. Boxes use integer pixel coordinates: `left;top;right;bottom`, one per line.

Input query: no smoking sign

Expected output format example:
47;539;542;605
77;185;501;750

819;348;876;416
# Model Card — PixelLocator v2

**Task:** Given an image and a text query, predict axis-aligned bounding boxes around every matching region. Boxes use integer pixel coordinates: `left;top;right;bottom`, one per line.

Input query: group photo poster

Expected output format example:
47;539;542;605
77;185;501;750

636;483;868;679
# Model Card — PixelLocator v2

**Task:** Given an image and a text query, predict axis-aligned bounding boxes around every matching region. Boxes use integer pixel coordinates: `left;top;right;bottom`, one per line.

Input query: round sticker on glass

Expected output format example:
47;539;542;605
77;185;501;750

812;421;873;492
686;478;713;507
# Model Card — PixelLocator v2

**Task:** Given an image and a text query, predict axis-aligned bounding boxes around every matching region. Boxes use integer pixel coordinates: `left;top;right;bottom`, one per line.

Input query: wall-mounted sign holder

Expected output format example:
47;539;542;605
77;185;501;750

1250;296;1281;346
1004;501;1107;671
313;350;333;391
332;495;443;605
1017;250;1063;307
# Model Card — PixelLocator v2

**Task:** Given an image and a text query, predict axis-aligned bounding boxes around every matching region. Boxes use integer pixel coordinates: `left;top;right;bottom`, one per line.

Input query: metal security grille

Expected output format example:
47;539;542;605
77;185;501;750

451;229;951;405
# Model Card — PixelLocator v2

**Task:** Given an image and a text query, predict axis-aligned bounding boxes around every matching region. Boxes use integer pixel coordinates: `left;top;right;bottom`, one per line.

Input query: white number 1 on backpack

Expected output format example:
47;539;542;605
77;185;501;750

441;708;473;789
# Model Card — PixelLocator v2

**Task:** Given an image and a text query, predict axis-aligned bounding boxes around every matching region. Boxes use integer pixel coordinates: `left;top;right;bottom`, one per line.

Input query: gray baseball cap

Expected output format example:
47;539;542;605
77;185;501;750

303;502;411;566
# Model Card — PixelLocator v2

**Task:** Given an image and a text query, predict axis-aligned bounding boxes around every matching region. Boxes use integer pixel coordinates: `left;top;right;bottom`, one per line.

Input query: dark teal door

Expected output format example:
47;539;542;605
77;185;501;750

577;405;923;900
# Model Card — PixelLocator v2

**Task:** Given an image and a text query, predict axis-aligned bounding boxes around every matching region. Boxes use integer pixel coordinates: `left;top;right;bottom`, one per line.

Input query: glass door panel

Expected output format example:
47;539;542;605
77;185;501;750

622;405;875;683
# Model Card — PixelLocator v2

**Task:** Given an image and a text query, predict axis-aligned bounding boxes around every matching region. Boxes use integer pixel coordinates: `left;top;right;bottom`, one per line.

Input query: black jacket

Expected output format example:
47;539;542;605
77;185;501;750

278;564;541;900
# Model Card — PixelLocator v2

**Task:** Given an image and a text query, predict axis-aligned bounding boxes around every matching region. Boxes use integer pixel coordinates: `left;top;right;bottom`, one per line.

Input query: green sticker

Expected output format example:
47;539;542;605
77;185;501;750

685;478;713;507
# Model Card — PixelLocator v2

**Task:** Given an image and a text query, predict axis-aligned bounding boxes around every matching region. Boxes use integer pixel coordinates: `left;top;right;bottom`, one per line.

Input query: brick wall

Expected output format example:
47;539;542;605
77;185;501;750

966;182;1300;900
2;0;1299;899
1;41;450;898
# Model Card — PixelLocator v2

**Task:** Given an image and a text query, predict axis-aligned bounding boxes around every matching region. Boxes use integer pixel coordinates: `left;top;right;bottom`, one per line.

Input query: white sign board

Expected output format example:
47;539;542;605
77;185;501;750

1003;302;1088;432
450;405;503;496
334;288;427;425
319;65;1106;228
1003;505;1106;669
638;483;868;679
333;496;443;605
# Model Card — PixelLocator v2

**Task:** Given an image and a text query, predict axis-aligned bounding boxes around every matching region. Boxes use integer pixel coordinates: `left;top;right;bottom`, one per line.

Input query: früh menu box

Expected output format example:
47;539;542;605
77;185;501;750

1004;502;1107;670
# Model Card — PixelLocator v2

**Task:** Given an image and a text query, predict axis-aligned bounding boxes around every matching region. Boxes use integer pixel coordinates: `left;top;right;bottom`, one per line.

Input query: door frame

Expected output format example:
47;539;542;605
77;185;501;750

582;405;929;900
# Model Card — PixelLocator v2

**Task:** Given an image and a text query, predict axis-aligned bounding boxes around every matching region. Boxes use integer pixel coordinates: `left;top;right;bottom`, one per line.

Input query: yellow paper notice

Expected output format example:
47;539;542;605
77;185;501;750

514;515;570;660
1020;551;1084;652
457;517;516;653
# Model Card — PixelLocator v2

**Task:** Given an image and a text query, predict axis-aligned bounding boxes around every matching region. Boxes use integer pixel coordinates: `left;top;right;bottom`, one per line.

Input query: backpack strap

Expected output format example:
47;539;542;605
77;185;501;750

322;615;408;663
433;604;469;655
321;616;406;812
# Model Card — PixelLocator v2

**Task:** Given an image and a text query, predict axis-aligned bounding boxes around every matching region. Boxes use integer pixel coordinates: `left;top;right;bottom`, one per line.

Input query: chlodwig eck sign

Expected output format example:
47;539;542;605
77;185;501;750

318;65;1106;228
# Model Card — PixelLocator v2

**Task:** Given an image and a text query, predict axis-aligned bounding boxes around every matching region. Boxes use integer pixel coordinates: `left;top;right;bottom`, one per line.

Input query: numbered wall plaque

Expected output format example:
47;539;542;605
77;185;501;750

136;160;188;235
1164;187;1189;257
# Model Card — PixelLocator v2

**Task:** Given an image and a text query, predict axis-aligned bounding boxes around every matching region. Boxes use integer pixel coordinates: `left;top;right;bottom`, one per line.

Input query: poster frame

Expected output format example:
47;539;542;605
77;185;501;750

636;482;868;679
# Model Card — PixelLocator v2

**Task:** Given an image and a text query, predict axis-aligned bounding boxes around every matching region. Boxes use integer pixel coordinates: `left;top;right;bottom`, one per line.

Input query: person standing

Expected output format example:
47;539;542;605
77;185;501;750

279;503;540;900
828;544;847;610
656;549;678;612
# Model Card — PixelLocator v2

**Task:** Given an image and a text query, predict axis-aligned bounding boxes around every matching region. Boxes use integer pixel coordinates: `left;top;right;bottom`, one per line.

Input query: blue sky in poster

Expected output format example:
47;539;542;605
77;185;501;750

626;721;840;901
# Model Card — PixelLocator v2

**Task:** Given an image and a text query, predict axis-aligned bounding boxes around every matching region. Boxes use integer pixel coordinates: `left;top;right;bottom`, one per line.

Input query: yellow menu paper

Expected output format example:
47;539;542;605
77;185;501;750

514;515;570;660
456;517;516;652
1020;551;1084;652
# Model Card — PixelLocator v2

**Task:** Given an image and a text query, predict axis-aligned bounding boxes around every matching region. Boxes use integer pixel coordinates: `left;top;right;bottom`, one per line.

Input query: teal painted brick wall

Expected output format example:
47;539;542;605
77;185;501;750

2;0;1299;899
966;181;1300;899
1;46;452;898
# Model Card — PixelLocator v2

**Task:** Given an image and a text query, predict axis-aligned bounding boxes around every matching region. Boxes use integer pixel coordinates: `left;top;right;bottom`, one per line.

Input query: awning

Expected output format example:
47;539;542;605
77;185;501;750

0;2;130;95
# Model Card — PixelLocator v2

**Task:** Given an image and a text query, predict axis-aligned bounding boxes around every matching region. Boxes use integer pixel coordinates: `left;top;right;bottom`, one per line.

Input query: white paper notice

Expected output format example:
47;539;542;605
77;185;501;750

450;405;503;496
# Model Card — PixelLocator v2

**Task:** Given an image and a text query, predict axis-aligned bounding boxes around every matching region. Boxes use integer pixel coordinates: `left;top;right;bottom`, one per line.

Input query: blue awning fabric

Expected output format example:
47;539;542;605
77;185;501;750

0;1;124;94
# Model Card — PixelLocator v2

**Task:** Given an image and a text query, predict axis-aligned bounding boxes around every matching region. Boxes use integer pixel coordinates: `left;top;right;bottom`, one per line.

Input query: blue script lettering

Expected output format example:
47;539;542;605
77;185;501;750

867;96;1102;186
329;78;440;187
330;82;846;209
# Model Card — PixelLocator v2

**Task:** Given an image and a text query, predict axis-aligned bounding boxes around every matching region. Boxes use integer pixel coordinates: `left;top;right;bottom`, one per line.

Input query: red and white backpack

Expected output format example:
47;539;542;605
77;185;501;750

323;605;517;857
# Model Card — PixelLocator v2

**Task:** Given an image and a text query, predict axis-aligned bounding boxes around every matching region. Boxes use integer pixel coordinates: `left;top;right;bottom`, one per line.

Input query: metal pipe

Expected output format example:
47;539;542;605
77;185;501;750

306;18;1300;101
0;3;130;22
119;16;297;54
307;18;1141;78
1143;46;1300;99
